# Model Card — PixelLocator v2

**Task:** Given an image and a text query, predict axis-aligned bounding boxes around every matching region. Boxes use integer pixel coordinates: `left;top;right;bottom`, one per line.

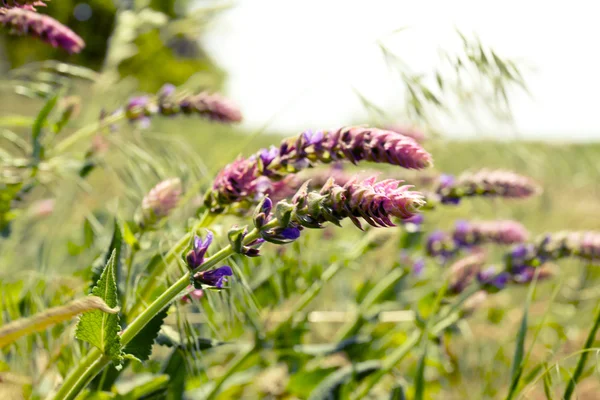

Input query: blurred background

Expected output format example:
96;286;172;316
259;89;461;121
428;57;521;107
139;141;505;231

1;1;600;399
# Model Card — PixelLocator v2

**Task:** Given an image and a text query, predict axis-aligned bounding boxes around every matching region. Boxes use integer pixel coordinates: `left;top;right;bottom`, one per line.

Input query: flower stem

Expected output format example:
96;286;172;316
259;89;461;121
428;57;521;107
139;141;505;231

55;223;270;400
127;212;218;318
53;112;124;154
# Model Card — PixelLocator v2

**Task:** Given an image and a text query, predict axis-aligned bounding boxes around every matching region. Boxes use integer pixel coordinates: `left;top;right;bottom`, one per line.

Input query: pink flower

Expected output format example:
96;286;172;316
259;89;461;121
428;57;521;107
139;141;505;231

0;8;84;53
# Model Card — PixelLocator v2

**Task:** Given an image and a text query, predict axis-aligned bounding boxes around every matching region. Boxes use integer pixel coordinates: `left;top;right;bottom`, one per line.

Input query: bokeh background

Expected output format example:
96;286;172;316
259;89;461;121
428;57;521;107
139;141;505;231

1;1;599;399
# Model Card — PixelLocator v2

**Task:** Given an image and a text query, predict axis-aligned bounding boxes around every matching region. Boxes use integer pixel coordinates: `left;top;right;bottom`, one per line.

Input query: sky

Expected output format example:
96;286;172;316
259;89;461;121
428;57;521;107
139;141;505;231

203;0;600;140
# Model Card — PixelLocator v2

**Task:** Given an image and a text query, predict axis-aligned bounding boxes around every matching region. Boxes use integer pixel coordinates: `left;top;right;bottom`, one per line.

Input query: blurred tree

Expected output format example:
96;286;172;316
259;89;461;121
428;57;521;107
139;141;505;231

0;0;225;92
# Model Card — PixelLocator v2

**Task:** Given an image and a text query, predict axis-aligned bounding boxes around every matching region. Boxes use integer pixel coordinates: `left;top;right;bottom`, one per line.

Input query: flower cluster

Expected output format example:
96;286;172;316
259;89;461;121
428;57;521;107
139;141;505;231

452;220;529;247
0;8;84;53
292;176;425;230
506;232;600;279
434;169;540;205
206;126;432;212
137;178;182;229
448;253;487;294
184;231;234;289
426;219;528;261
0;0;47;12
125;84;242;127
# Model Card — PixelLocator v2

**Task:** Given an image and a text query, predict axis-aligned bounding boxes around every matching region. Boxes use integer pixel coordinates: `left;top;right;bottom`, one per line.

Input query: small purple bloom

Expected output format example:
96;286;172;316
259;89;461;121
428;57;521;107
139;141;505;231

281;227;301;240
404;214;424;225
242;238;265;257
477;267;509;291
261;197;273;215
195;265;233;288
412;258;425;277
302;129;325;146
158;83;176;98
259;146;279;167
186;231;214;269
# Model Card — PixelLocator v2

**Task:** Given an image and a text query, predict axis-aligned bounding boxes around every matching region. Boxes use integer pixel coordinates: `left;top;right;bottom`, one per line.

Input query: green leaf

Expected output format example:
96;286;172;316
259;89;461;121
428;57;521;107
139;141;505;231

76;250;123;368
90;220;123;294
506;306;528;400
162;349;186;400
414;344;428;400
31;92;60;166
389;384;407;400
123;307;168;362
308;361;381;400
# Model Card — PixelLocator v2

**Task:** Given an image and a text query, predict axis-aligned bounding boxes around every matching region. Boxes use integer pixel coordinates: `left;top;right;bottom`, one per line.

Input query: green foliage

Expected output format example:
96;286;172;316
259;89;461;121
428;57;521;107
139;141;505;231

308;361;382;400
76;250;124;368
123;307;168;362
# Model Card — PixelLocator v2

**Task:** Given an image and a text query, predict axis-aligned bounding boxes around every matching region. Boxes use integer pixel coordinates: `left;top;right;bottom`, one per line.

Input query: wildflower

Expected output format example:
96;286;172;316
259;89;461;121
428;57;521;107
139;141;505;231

261;225;302;244
426;230;457;260
293;176;425;229
207;126;431;212
242;238;265;257
411;258;425;277
436;169;540;205
178;92;242;122
0;9;85;53
194;266;233;288
448;253;486;294
123;86;242;125
186;231;214;269
181;287;204;304
0;0;48;12
477;266;510;292
138;178;182;228
452;220;529;247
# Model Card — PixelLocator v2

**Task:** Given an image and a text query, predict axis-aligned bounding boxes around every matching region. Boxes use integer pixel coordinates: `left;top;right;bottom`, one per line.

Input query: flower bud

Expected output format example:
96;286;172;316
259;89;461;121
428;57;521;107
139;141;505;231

138;178;182;229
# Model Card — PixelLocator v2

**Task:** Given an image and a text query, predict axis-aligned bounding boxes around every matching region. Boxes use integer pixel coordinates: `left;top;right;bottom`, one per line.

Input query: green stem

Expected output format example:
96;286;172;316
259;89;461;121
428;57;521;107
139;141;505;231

563;302;600;400
127;212;218;317
53;112;125;154
52;348;102;400
54;224;270;400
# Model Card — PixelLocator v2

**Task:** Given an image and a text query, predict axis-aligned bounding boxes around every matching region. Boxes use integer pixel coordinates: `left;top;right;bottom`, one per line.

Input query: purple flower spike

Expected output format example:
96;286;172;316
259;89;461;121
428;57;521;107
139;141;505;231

186;231;214;269
437;169;541;204
0;8;85;53
195;265;233;288
452;220;529;248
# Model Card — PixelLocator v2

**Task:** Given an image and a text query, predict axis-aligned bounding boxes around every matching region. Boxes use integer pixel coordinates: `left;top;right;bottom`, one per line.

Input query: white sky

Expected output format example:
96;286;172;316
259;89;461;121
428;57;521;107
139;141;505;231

203;0;600;140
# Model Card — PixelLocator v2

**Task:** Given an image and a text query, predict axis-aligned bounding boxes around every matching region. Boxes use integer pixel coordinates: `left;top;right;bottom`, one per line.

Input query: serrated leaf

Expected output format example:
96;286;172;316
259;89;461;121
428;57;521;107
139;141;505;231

76;250;123;368
0;296;117;348
31;92;60;167
123;307;168;362
90;220;123;294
